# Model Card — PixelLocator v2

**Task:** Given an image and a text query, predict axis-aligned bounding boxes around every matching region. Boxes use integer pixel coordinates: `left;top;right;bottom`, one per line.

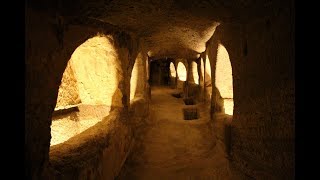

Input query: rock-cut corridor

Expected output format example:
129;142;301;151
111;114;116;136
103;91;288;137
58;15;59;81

117;86;243;179
25;0;294;179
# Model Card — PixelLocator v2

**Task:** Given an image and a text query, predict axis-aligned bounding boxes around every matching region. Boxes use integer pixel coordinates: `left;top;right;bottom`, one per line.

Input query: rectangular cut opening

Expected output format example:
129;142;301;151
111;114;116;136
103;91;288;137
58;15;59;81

183;107;199;120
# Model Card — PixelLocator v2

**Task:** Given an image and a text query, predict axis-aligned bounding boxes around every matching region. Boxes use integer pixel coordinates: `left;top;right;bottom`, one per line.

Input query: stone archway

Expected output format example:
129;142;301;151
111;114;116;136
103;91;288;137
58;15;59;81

215;43;233;115
51;34;123;146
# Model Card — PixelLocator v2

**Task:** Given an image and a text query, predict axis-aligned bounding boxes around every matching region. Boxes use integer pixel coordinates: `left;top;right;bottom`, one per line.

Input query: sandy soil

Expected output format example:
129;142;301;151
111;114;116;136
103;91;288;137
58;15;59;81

117;86;244;179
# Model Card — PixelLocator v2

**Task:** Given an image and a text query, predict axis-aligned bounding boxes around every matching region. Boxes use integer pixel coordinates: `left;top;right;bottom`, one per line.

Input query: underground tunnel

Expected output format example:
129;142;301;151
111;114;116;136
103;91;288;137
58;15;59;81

26;0;295;179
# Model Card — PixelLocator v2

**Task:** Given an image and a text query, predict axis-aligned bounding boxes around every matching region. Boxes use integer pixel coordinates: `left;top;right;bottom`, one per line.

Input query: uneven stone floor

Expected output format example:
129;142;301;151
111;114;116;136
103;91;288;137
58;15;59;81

117;86;246;179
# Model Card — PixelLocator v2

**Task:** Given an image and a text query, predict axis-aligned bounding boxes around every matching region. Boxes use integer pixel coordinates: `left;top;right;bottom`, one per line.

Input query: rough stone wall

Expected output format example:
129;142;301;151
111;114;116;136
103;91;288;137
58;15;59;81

129;95;149;139
26;9;97;179
185;60;200;100
113;30;140;112
209;4;294;179
70;35;123;107
25;7;140;179
55;61;81;109
50;109;133;180
50;105;111;146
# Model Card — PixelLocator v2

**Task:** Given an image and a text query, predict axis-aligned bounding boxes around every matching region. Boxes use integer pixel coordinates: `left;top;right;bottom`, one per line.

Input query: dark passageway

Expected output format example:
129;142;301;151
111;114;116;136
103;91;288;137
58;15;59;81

25;0;294;179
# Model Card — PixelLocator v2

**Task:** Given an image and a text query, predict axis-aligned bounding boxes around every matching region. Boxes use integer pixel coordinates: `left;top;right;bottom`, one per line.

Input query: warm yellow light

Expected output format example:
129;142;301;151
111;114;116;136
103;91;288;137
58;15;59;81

200;58;204;80
55;61;80;109
130;53;139;101
205;55;211;79
51;118;79;146
215;44;233;115
51;35;121;146
177;62;187;81
71;35;121;106
203;56;212;100
191;61;199;84
130;52;146;101
51;106;110;146
223;99;234;115
169;62;176;77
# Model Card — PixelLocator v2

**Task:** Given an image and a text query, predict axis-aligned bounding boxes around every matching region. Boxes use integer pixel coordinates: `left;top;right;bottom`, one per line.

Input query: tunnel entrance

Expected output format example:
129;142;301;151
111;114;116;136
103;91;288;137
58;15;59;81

149;59;171;86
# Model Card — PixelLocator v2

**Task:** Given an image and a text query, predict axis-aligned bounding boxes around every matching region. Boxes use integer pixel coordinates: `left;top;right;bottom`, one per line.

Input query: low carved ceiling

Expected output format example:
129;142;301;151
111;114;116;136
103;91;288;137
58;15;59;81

27;0;289;59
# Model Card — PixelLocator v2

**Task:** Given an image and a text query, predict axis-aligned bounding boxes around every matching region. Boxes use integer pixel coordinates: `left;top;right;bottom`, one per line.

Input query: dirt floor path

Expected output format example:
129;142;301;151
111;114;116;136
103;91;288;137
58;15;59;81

117;86;236;179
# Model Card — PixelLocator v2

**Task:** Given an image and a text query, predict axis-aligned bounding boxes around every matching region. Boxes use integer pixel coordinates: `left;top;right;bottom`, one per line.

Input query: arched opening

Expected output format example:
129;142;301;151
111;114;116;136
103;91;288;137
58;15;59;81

177;62;187;81
191;61;199;84
149;59;170;86
169;62;177;87
169;62;176;78
130;58;138;101
50;35;122;146
130;52;144;101
215;43;233;115
176;61;187;91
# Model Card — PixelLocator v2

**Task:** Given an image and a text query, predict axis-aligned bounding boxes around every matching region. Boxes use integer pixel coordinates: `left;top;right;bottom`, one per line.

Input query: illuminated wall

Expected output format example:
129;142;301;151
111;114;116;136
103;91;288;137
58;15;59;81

71;35;122;106
51;35;122;146
55;61;81;109
200;58;205;80
205;55;212;100
130;52;147;101
130;53;139;101
169;62;176;77
205;55;212;84
191;61;199;84
215;44;233;115
169;62;177;87
177;62;187;81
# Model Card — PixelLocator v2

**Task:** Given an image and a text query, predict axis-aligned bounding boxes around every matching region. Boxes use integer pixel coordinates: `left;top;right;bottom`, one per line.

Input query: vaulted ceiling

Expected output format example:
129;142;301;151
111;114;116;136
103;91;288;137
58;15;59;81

27;0;290;59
